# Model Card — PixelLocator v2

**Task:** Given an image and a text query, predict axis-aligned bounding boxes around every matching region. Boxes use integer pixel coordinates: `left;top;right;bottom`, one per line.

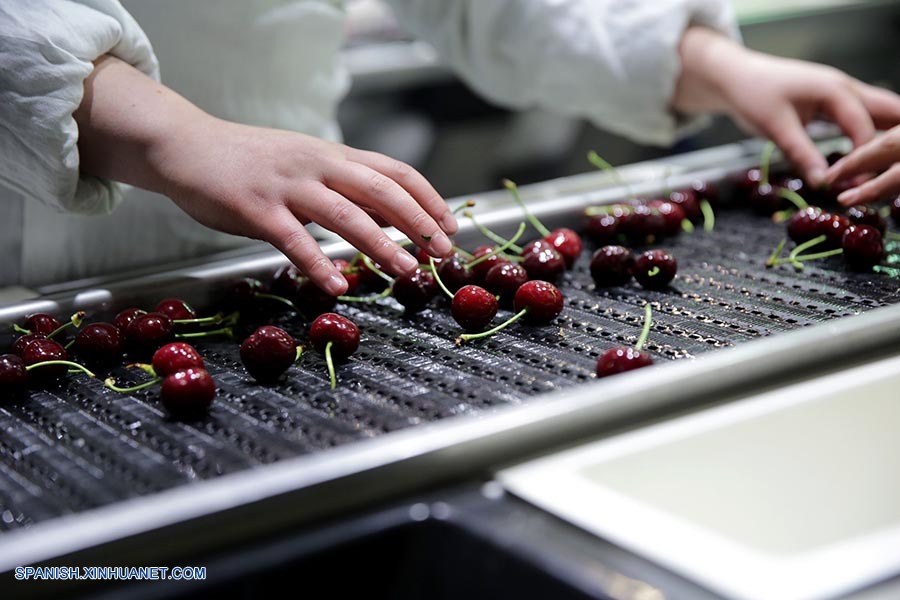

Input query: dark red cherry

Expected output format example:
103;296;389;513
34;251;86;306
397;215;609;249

845;206;886;234
154;298;196;321
21;338;69;384
777;175;805;195
229;278;267;306
596;347;654;377
152;342;204;378
0;354;27;396
484;262;529;306
513;280;563;324
310;313;360;361
647;200;686;237
294;279;339;317
334;259;360;294
590;246;634;287
817;213;851;249
23;313;62;337
73;323;123;367
271;264;304;297
392;268;438;313
160;368;215;420
787;206;825;244
891;196;900;225
737;168;763;199
544;228;582;269
114;308;148;333
12;333;46;357
240;326;298;383
747;183;782;215
521;240;565;283
668;189;701;221
437;255;477;294
632;250;677;290
620;204;665;243
355;256;384;289
468;245;510;282
842;225;884;270
584;213;620;244
689;180;719;206
125;313;174;358
450;285;498;332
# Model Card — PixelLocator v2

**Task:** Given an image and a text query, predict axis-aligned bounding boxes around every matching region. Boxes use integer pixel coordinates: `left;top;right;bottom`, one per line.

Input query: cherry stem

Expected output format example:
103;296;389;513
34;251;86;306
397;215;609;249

778;188;808;210
104;376;162;394
253;292;298;310
647;266;661;277
457;308;528;345
64;339;76;350
503;179;551;238
587;151;637;200
452;246;475;260
772;209;794;224
792;248;844;262
789;235;826;260
11;324;29;335
766;238;787;267
464;211;523;254
464;222;526;272
176;326;233;340
452;199;476;215
700;200;715;232
429;257;455;300
634;304;653;352
325;341;337;390
25;360;95;378
128;363;158;377
339;287;393;303
885;232;900;241
760;140;776;186
47;311;86;339
174;311;240;327
295;346;304;362
361;255;394;284
681;219;695;234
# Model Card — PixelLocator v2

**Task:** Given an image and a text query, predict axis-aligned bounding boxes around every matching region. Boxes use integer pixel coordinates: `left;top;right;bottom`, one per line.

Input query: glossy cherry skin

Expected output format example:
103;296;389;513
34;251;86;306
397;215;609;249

0;354;27;396
155;298;196;321
842;225;884;270
668;189;701;221
845;206;886;234
229;278;267;307
737;168;763;200
125;313;174;359
437;255;477;294
294;279;339;317
620;204;666;243
392;268;438;313
334;259;360;295
584;213;620;244
23;313;62;337
590;246;634;287
544;228;582;269
114;308;148;333
632;250;677;290
160;368;215;420
747;183;782;215
310;313;360;361
12;333;46;357
468;245;509;283
818;213;851;249
450;285;498;332
73;323;124;368
21;338;69;384
513;280;564;324
271;264;304;298
787;207;825;244
484;262;529;306
521;240;565;283
152;342;204;378
647;200;686;238
355;256;384;290
596;347;654;378
891;196;900;225
240;326;298;383
689;180;719;206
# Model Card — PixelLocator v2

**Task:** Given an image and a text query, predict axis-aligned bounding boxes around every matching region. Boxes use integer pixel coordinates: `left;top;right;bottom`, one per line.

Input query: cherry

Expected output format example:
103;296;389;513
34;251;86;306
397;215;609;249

787;206;825;244
160;368;215;420
125;313;174;358
845;206;886;234
353;255;387;290
596;304;655;377
457;280;563;344
632;250;677;290
309;313;360;389
668;189;701;221
818;213;851;249
73;323;123;368
152;342;204;378
230;277;267;306
155;298;196;321
647;200;686;238
295;279;339;317
590;245;634;287
451;285;499;332
689;180;719;206
469;245;509;282
891;196;900;225
240;326;301;383
747;182;782;215
12;333;46;357
619;204;666;243
520;240;565;283
484;262;529;306
114;308;148;332
503;179;582;268
437;254;477;293
584;213;620;244
392;268;438;313
842;225;884;270
23;314;62;337
334;258;361;294
21;338;69;384
0;354;27;397
271;263;305;298
737;167;763;199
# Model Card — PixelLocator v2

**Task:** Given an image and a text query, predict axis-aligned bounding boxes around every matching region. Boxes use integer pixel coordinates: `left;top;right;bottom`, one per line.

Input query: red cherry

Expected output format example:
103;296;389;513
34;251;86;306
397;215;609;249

309;313;360;361
160;368;215;419
590;246;634;287
114;308;148;332
334;259;360;294
619;204;666;243
845;206;886;234
632;250;677;290
240;326;299;383
74;323;123;367
513;280;563;324
521;240;565;283
294;279;339;317
271;264;304;297
596;347;654;377
668;189;701;221
468;245;509;282
23;313;62;337
437;255;477;294
154;298;196;321
392;268;438;313
451;285;498;332
787;206;825;244
544;228;582;269
747;183;782;215
21;338;69;384
484;262;529;306
690;180;719;206
737;168;763;199
584;213;620;244
0;354;27;397
125;313;174;359
354;256;385;289
12;333;46;357
842;225;884;270
817;213;851;249
152;342;204;378
229;278;267;307
647;200;686;238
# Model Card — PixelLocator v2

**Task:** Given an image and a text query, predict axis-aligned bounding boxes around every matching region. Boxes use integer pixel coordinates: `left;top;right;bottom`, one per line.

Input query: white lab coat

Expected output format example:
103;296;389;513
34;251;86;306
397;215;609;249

0;0;738;287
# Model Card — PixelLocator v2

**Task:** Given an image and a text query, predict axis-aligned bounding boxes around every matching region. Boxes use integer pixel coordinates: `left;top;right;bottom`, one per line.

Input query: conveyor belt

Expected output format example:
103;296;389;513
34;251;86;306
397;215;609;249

2;205;899;530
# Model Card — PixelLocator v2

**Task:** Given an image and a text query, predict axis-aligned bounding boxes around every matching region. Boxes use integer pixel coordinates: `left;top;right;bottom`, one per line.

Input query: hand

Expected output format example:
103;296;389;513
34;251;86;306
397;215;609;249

674;28;900;185
75;56;457;297
823;126;900;206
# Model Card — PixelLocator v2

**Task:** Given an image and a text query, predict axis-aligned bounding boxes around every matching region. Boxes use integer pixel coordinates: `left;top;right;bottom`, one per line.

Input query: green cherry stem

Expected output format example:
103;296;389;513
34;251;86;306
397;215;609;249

25;360;95;378
885;232;900;241
464;211;523;254
173;312;239;327
760;140;776;186
452;199;476;215
11;323;29;335
295;346;304;362
339;287;393;303
104;376;162;394
503;179;550;238
791;248;844;262
647;266;661;278
128;363;158;377
361;255;394;284
457;308;528;345
681;219;695;234
766;238;787;268
789;235;826;260
429;257;455;300
700;200;715;232
325;341;337;390
587;150;638;200
253;292;298;310
778;188;808;210
452;246;475;260
465;222;526;272
176;326;233;340
47;311;86;339
634;304;653;352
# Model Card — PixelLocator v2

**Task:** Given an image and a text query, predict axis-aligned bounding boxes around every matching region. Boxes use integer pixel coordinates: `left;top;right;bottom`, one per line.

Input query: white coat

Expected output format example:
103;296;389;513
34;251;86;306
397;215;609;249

0;0;738;287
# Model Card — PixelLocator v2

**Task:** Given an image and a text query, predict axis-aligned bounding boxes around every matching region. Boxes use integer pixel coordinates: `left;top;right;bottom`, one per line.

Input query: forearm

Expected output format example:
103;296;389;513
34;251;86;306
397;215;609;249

671;25;746;116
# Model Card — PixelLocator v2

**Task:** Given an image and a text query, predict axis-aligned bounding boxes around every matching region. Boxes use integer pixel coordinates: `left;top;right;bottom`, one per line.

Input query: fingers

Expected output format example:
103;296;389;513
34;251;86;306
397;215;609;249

294;184;420;278
825;131;900;184
762;107;829;185
342;147;458;235
822;88;875;148
855;82;900;130
835;163;900;206
324;161;453;258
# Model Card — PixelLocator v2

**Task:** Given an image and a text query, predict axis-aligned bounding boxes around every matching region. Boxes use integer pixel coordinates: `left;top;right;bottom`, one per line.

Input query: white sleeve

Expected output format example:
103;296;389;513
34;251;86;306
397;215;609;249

383;0;740;146
0;0;159;215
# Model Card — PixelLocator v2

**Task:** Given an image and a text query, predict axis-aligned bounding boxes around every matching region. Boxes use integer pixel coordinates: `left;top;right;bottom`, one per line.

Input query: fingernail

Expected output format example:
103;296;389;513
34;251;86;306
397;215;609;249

429;232;452;256
440;211;459;234
393;250;418;274
325;274;348;296
837;189;857;205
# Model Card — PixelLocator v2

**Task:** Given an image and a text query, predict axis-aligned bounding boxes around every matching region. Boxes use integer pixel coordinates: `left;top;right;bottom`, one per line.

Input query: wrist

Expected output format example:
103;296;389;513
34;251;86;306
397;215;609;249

672;26;749;115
